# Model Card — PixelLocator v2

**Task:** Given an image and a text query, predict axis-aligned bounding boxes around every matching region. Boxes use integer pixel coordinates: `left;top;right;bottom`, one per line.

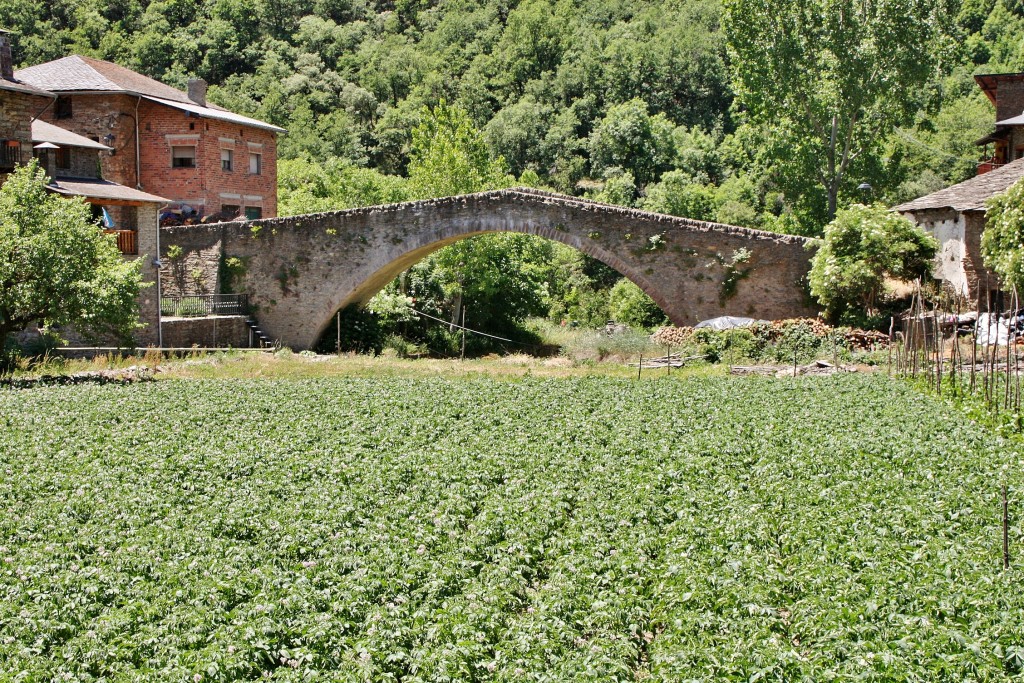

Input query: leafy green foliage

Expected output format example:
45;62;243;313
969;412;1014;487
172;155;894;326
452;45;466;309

277;158;409;216
588;99;675;185
1;375;1022;678
408;101;513;199
724;0;948;225
809;204;938;321
2;0;1006;242
607;278;667;329
0;162;144;349
982;176;1024;293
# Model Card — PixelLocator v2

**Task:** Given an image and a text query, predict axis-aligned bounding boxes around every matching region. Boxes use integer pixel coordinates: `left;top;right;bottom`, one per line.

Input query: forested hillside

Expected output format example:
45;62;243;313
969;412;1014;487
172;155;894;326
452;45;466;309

4;0;1022;346
5;0;1017;231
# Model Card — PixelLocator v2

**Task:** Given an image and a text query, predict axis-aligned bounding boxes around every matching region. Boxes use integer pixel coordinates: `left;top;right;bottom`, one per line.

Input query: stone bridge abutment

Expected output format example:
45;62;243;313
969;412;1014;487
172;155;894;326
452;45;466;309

159;188;817;350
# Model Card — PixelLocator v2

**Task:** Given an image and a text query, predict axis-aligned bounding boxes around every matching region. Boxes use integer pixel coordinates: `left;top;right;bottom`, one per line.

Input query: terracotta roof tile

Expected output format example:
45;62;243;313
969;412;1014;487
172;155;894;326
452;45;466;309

893;159;1024;213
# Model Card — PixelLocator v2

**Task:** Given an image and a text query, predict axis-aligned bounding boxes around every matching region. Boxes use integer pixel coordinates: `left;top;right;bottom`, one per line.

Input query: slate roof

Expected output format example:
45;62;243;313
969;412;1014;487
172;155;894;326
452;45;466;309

18;55;197;103
0;76;54;97
15;55;284;133
48;177;169;204
32;120;110;150
893;159;1024;213
141;95;286;133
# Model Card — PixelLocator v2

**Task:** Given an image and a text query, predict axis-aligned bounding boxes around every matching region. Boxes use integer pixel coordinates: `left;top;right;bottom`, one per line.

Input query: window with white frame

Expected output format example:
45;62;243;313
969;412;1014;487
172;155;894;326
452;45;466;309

221;148;233;171
171;146;196;168
249;152;262;175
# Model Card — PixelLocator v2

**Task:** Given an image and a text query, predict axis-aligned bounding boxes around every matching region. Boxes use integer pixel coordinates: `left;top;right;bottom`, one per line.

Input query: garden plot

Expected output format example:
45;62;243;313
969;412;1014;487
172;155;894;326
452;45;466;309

0;375;1021;680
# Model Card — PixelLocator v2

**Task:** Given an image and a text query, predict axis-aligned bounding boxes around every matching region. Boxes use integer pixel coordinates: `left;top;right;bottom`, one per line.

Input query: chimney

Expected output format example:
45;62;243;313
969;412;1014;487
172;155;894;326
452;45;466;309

0;30;13;81
187;78;207;107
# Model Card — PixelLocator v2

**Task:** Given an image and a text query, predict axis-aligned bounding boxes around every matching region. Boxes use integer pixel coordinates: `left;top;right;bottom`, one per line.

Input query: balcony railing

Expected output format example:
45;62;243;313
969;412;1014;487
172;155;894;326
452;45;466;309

161;293;250;318
978;159;1004;175
104;229;138;255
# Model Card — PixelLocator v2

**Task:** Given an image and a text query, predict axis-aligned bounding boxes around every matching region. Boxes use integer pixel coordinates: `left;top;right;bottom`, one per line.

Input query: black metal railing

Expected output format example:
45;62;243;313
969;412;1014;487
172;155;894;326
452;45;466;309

160;293;249;318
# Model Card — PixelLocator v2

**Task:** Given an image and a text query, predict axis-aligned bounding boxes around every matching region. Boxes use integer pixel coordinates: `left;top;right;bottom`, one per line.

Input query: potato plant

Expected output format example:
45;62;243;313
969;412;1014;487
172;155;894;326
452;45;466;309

0;375;1021;681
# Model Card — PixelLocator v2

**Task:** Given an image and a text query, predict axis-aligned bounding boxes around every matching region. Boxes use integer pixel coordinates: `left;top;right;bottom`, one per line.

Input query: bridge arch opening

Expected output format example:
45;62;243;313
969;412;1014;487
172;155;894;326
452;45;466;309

311;227;675;354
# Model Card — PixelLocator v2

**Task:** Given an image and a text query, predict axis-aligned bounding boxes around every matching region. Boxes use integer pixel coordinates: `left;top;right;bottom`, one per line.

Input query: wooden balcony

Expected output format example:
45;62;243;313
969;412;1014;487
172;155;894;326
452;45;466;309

104;229;137;255
978;159;1004;175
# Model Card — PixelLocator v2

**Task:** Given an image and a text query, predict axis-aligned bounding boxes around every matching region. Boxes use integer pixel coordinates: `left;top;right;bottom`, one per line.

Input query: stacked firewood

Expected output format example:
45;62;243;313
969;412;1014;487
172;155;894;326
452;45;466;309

844;329;890;350
650;326;693;346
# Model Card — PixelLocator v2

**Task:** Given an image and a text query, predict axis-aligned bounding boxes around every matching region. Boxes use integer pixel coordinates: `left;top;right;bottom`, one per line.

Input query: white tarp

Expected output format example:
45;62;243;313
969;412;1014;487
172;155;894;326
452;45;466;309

976;313;1014;346
694;316;767;331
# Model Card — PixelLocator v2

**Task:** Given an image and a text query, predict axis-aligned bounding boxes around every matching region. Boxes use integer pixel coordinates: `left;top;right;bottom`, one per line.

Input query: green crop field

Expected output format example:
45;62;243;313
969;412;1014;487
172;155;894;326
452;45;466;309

1;375;1022;681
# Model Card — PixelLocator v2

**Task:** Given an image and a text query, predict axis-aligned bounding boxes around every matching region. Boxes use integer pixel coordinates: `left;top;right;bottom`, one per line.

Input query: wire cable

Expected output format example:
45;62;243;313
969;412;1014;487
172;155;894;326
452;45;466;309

409;307;543;350
894;128;987;165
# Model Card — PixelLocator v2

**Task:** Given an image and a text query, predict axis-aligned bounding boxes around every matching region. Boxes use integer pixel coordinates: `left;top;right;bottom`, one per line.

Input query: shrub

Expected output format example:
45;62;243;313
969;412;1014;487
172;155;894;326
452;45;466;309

607;279;668;329
809;204;937;321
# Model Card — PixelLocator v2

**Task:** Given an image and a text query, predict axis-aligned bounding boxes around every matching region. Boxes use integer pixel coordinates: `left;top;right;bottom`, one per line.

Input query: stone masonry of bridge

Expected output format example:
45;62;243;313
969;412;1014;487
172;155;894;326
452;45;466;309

159;188;817;350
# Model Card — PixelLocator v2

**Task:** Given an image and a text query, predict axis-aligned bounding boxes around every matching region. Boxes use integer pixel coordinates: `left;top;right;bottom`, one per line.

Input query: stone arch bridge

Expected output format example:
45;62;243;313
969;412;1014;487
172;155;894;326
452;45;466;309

159;188;816;350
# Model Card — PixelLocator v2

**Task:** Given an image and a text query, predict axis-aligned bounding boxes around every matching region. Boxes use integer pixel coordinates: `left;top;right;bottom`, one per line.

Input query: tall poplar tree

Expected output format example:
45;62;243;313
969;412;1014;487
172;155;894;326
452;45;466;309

723;0;949;230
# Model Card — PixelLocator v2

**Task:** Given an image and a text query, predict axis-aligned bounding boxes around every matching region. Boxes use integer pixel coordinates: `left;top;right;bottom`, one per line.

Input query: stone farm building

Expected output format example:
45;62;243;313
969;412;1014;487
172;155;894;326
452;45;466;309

898;72;1024;305
15;54;285;222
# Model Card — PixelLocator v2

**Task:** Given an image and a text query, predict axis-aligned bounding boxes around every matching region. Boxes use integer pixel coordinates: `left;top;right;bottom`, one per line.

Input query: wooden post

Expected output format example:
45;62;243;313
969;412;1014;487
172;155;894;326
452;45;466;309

667;346;671;375
336;310;341;354
971;284;980;393
460;305;466;361
638;354;642;380
888;316;894;377
1004;483;1010;571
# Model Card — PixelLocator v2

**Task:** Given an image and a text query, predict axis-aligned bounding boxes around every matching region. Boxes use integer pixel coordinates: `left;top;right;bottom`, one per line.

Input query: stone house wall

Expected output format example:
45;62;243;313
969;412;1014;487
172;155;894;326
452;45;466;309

160;316;250;348
902;207;998;306
35;93;140;187
56;145;103;179
0;88;51;180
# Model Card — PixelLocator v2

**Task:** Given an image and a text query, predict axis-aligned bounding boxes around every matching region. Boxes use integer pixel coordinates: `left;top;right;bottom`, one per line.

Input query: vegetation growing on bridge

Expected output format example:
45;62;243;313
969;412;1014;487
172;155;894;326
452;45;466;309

2;374;1021;679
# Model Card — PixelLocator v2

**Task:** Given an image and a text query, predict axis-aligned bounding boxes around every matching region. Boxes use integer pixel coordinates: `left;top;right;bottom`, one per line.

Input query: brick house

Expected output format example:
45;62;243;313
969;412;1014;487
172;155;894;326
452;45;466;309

1;30;170;345
975;73;1024;173
15;55;284;221
0;30;53;184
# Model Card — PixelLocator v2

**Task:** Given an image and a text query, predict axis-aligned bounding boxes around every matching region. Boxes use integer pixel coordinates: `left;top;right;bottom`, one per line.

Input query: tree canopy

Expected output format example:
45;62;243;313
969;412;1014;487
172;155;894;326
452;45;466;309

981;177;1024;294
0;162;145;350
808;203;938;323
2;0;1013;237
724;0;948;227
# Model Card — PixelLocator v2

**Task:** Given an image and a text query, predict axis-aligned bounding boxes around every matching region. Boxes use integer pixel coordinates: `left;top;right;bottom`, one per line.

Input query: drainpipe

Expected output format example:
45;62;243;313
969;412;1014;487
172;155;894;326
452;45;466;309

30;97;54;122
30;99;55;174
134;96;141;190
155;208;163;349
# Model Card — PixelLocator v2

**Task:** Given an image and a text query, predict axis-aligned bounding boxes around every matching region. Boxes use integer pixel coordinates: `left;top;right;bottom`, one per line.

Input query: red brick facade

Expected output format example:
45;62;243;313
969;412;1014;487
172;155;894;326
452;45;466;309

137;99;278;218
35;94;278;218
